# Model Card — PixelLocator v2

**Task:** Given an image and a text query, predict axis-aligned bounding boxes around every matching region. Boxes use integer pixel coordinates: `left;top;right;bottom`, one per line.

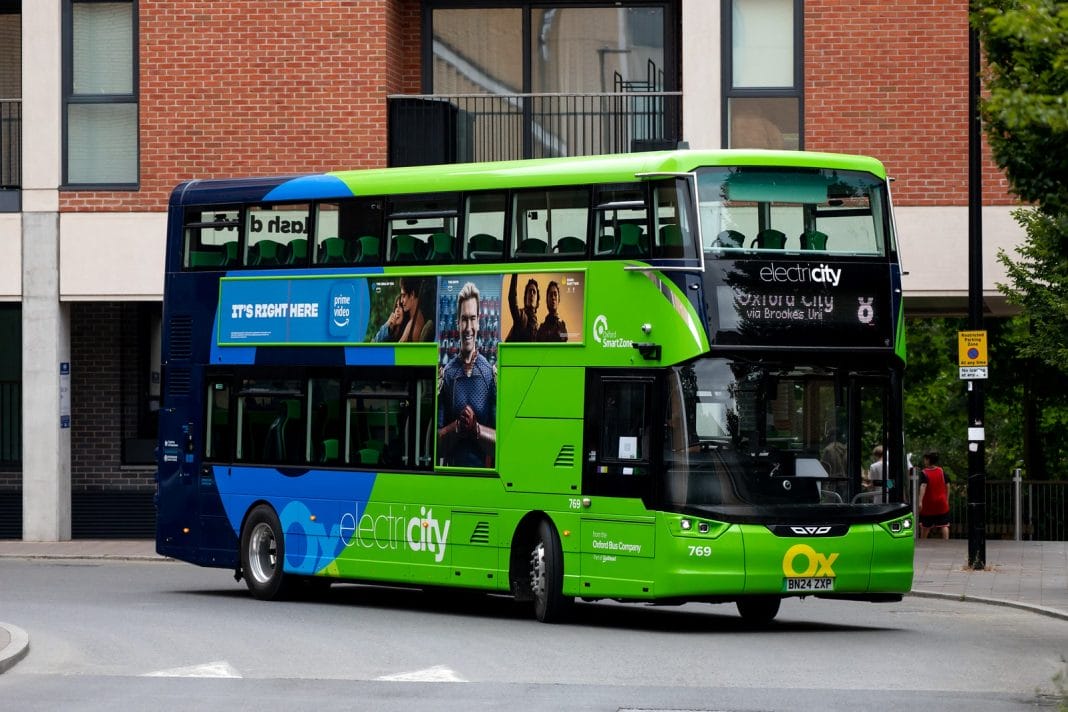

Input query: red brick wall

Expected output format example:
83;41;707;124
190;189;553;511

70;303;154;491
60;0;423;213
804;0;1011;206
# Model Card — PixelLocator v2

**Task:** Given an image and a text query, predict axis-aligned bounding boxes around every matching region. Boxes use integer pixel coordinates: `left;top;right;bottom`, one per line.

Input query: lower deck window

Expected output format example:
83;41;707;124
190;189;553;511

205;368;434;469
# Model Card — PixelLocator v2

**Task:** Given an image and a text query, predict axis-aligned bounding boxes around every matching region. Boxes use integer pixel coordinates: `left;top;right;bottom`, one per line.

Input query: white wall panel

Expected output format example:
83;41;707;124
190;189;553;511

59;213;166;300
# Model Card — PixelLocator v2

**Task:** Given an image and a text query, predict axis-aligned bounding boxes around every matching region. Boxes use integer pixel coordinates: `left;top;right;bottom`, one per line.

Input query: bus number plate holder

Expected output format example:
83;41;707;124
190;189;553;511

785;577;834;592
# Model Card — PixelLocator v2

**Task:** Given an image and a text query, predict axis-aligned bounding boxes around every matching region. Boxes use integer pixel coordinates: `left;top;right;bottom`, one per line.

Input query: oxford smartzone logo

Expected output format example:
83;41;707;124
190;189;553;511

592;314;631;349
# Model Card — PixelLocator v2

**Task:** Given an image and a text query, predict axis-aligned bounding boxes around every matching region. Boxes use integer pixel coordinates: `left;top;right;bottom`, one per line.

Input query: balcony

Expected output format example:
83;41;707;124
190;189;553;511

0;98;19;211
387;91;682;167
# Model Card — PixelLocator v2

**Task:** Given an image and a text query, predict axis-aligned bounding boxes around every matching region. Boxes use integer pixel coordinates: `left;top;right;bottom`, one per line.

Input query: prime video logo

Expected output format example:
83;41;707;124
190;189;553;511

328;282;356;336
759;263;842;287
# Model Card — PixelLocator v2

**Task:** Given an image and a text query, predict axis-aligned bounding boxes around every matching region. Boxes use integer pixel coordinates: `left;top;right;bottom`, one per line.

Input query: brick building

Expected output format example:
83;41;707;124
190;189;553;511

0;0;1020;540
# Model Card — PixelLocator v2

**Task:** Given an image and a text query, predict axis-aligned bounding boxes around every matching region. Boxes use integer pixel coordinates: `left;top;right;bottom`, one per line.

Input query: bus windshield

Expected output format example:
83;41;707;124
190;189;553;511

696;166;890;256
663;357;892;509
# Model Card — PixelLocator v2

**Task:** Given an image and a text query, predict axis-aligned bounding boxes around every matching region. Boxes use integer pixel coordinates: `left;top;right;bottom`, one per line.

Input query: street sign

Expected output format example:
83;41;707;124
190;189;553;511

958;330;988;379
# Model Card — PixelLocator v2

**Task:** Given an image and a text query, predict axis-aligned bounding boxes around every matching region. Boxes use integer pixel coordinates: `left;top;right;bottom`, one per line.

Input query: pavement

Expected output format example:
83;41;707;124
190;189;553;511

0;538;1066;674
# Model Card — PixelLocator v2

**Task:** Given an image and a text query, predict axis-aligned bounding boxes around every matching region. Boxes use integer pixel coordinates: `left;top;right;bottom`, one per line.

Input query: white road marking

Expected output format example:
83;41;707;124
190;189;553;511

377;665;467;682
142;660;242;678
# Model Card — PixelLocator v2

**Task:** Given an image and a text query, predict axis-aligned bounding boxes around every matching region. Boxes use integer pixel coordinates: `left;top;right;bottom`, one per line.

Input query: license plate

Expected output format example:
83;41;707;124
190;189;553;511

785;577;834;592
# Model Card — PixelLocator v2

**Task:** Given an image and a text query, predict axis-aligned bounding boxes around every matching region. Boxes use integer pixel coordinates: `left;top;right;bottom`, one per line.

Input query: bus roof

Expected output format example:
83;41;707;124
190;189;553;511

171;149;888;206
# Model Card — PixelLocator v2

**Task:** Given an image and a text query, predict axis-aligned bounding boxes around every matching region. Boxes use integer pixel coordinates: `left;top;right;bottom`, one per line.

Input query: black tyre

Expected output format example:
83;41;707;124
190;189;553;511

736;595;781;624
240;504;293;600
530;519;572;623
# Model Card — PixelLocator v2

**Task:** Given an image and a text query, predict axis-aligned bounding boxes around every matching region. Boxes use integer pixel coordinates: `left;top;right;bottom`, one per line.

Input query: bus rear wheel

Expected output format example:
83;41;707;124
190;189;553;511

530;520;572;623
240;504;293;600
736;595;781;624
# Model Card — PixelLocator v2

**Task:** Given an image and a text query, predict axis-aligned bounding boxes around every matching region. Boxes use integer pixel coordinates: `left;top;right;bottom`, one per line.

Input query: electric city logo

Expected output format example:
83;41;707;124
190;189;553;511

759;263;842;287
338;504;452;563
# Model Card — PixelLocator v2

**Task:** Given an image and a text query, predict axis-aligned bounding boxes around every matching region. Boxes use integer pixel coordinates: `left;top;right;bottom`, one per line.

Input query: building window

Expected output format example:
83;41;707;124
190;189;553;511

428;3;674;96
63;0;138;186
420;2;679;159
723;0;801;150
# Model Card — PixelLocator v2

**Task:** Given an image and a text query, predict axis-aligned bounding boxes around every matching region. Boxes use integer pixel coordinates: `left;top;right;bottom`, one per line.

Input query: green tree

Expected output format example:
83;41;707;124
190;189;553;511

904;315;1068;480
972;0;1068;373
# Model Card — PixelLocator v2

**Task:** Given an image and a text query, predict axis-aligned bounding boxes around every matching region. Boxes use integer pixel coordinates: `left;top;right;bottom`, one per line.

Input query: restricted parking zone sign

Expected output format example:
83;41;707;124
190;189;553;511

958;330;988;379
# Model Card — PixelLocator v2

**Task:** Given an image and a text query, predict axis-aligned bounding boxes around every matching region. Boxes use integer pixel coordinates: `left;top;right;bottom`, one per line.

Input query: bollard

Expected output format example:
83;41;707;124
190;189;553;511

1013;468;1022;542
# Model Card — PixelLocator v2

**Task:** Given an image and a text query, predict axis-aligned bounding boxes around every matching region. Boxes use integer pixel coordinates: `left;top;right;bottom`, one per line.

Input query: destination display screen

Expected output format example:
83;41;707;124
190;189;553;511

704;260;895;348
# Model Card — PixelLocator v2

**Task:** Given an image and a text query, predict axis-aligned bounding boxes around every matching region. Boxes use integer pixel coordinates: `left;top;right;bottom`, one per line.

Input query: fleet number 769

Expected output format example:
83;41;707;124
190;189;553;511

688;545;712;557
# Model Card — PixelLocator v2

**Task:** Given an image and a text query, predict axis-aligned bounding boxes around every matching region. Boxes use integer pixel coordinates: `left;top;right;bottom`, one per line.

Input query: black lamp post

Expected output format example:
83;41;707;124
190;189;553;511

967;14;987;570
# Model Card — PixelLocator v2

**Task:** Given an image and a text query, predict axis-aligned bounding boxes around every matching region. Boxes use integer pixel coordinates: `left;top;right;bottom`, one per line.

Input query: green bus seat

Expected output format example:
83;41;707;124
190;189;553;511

713;229;745;248
659;224;684;257
554;236;586;256
252;239;284;266
319;237;348;264
320;438;339;464
614;224;645;256
515;238;547;256
189;251;223;268
390;234;423;263
753;229;787;250
428;232;455;262
467;233;502;260
286;238;308;264
800;230;829;250
354;235;380;263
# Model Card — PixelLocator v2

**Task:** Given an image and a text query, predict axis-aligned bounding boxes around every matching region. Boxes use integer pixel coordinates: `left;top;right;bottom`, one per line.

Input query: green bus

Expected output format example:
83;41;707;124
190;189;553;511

156;149;913;623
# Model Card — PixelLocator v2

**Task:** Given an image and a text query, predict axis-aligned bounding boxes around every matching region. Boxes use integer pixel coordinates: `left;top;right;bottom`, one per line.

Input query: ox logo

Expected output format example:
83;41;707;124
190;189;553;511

790;526;832;536
782;543;839;578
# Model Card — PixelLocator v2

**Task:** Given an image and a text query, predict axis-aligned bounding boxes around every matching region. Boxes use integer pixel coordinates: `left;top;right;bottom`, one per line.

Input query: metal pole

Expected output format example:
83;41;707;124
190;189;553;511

966;17;987;569
1013;468;1022;542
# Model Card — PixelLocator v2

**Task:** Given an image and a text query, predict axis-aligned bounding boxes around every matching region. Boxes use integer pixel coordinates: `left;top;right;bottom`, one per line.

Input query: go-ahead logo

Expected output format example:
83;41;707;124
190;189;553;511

592;314;631;349
782;543;839;577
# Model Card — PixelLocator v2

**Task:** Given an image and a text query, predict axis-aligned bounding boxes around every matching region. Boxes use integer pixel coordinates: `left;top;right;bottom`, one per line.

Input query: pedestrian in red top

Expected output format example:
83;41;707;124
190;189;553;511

919;450;951;539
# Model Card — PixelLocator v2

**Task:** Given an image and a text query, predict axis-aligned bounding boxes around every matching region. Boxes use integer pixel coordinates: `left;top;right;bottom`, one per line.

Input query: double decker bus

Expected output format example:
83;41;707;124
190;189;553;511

156;149;913;623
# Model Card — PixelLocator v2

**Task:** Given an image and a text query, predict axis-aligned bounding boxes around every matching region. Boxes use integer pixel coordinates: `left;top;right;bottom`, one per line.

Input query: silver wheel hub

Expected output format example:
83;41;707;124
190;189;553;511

530;541;547;599
248;522;278;584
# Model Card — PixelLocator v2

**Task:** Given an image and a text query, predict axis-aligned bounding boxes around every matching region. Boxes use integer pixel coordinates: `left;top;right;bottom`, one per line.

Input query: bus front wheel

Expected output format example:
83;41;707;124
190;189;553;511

736;595;781;624
240;504;293;600
530;519;572;623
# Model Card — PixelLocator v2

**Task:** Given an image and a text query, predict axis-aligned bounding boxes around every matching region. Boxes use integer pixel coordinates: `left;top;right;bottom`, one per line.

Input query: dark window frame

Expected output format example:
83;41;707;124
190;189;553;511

203;366;437;473
423;1;680;96
721;0;803;149
61;0;140;189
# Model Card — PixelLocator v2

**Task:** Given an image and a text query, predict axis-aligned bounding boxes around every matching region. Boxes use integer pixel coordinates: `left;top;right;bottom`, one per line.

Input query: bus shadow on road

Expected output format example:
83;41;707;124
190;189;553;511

179;581;901;634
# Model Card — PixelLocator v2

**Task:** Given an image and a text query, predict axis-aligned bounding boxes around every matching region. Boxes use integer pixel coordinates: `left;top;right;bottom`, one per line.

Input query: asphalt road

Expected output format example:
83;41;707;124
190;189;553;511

1;558;1066;711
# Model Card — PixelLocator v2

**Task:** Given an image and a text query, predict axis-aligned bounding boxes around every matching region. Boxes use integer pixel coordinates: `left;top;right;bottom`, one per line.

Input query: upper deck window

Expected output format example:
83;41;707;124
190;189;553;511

512;188;589;259
696;166;888;257
245;204;310;267
183;208;240;269
387;194;459;264
594;184;647;258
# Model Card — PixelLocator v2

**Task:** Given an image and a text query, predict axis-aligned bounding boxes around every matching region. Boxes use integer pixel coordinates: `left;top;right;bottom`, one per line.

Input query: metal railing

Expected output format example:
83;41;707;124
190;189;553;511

387;91;682;167
911;470;1068;541
0;380;20;464
0;99;20;189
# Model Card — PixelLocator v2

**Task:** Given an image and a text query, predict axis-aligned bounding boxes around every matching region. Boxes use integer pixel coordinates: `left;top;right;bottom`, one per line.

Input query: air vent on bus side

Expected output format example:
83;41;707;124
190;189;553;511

168;315;193;360
554;445;576;468
468;521;491;545
167;367;192;397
